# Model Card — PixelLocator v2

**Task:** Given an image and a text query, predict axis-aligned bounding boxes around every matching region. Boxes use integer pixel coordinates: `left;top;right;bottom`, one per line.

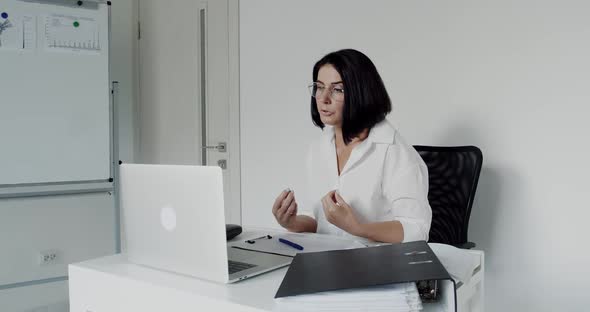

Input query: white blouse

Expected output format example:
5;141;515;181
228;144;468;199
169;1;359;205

299;120;432;243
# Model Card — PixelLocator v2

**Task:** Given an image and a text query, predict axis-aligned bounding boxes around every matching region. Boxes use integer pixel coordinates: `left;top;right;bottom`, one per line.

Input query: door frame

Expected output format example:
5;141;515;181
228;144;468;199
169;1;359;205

227;0;241;224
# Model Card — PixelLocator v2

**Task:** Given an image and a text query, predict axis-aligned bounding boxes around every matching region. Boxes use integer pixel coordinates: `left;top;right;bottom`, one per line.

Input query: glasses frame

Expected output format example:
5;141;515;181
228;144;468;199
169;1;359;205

308;82;345;101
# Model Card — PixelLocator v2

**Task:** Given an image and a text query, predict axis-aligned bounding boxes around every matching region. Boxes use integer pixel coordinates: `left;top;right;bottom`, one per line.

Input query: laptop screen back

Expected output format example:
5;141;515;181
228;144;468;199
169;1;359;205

120;164;229;283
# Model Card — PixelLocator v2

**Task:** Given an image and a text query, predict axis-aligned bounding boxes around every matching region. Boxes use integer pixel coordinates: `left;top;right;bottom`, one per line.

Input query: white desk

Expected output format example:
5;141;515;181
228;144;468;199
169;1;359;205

69;230;484;312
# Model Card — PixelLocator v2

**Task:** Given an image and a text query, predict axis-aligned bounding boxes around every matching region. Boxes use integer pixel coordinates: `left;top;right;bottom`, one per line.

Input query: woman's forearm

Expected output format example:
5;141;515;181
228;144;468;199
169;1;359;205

354;220;404;243
287;215;317;233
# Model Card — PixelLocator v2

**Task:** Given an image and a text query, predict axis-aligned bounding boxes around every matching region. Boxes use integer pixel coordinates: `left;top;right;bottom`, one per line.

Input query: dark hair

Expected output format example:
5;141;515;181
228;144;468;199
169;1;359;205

311;49;392;145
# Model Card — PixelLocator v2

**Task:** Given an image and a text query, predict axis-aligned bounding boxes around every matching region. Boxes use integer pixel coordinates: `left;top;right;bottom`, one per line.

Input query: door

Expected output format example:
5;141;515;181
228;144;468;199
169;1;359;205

137;0;240;223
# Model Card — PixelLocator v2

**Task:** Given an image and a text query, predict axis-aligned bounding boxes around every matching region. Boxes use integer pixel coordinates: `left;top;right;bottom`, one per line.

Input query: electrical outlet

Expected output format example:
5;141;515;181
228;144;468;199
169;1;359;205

38;249;60;266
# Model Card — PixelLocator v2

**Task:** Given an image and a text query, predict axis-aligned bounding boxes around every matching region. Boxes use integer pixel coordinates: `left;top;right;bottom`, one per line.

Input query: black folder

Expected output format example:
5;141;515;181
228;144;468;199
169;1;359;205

275;241;455;305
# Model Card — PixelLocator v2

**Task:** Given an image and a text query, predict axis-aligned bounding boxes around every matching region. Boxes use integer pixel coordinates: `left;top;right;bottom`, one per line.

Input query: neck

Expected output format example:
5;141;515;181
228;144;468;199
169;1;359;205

334;126;369;147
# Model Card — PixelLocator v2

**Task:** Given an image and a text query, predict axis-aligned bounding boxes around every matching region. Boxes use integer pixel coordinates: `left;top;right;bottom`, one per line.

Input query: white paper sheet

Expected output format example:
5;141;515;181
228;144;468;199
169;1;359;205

44;14;100;53
230;232;367;257
0;13;35;51
428;243;480;284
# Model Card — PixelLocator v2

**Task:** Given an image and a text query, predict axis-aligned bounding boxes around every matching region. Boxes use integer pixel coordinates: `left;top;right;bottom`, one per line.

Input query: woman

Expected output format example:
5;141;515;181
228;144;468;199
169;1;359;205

271;49;431;243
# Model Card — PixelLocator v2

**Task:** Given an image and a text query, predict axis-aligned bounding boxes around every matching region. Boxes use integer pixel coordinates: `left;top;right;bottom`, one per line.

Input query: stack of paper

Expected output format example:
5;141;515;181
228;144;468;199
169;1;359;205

274;282;423;312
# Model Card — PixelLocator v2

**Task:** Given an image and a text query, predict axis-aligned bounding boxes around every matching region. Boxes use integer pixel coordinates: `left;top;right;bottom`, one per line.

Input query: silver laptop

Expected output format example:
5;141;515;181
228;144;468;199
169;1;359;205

120;164;292;283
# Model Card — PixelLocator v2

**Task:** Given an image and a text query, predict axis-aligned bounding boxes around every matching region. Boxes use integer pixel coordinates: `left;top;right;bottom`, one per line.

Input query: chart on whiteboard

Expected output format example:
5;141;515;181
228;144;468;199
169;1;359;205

44;14;100;53
0;12;35;51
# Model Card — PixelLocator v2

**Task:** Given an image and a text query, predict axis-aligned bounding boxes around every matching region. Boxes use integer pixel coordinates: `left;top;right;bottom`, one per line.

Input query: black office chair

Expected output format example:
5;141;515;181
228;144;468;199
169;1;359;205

413;145;483;249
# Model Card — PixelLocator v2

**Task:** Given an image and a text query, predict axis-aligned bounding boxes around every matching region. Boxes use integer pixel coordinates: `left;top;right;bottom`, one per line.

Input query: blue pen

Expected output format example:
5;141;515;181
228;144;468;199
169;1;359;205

279;238;304;250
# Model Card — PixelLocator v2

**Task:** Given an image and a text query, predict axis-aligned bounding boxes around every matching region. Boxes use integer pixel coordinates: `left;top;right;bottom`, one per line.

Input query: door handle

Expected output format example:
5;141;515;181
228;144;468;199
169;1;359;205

201;142;226;153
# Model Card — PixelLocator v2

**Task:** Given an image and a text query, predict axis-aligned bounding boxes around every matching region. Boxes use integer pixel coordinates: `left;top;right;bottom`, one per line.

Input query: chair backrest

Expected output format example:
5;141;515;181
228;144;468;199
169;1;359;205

413;145;483;248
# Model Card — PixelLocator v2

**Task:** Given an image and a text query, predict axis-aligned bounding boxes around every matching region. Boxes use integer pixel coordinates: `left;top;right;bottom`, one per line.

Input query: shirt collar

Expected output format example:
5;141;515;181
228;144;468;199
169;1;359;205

321;119;397;145
366;119;396;144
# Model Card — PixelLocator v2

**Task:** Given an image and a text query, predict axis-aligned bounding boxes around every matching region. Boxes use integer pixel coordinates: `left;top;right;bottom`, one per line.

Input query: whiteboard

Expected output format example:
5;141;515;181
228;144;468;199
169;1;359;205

0;0;110;185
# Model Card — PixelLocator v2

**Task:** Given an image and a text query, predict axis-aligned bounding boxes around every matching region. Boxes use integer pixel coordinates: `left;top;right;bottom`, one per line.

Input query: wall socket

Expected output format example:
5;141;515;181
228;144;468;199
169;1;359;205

38;249;60;266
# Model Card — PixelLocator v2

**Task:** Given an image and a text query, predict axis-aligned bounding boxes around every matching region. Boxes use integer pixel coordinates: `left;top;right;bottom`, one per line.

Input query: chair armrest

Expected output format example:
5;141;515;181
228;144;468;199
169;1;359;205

455;242;476;249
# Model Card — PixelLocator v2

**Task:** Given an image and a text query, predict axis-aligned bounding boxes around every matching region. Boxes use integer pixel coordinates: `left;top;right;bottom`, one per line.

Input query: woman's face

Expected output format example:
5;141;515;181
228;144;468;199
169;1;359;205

315;64;345;127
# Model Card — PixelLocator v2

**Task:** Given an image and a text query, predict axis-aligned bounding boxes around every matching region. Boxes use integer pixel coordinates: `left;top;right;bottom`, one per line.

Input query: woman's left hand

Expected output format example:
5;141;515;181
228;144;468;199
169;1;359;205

321;191;362;236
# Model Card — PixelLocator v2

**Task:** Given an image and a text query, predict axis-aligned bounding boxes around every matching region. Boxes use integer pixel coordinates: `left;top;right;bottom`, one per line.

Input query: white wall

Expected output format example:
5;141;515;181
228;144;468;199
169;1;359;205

0;0;136;310
240;1;589;311
0;193;116;311
0;281;69;312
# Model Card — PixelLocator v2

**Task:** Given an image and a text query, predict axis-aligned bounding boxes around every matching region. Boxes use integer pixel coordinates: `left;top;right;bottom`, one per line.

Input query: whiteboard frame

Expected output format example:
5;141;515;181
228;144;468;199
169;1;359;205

0;0;115;195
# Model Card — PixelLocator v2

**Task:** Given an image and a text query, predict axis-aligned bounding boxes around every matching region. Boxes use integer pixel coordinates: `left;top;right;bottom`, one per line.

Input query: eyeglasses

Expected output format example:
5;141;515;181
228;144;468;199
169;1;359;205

308;82;345;101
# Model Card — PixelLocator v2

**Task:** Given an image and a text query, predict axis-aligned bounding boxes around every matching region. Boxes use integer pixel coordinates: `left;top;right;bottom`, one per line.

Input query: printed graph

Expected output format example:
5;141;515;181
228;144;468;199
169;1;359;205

45;14;100;52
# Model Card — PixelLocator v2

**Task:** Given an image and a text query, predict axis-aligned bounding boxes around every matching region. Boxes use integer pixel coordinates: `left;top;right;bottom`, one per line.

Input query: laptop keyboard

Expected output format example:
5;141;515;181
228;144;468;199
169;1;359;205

228;260;257;275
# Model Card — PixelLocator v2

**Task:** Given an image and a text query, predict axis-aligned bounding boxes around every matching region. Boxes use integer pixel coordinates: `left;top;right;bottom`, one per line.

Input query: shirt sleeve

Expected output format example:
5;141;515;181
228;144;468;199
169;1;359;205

382;147;432;242
297;144;317;220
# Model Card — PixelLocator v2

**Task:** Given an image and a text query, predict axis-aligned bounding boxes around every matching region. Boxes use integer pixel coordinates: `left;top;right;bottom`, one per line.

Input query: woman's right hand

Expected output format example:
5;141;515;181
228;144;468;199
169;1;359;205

272;189;298;229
